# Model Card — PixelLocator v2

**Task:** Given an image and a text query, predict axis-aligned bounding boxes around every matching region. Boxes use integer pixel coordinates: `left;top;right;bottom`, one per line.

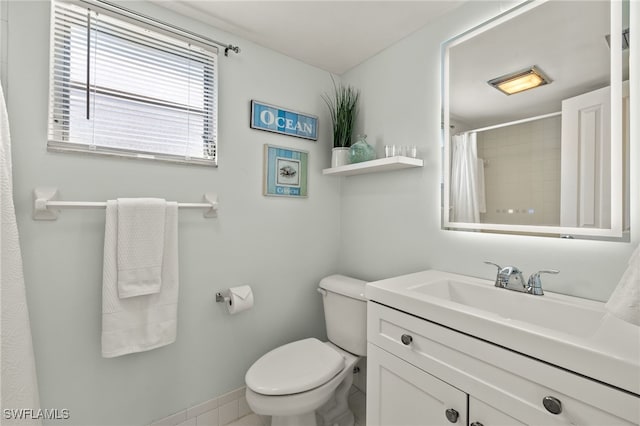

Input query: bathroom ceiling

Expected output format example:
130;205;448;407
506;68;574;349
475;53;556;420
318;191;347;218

152;1;464;75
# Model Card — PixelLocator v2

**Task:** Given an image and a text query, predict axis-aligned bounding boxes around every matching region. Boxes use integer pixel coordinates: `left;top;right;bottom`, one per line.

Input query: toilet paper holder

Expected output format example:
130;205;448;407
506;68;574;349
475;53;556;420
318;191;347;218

215;291;230;304
216;286;254;315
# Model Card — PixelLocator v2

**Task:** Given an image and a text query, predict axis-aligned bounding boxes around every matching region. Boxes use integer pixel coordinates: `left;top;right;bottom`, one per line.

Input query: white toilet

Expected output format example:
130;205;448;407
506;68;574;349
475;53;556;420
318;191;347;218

245;275;367;426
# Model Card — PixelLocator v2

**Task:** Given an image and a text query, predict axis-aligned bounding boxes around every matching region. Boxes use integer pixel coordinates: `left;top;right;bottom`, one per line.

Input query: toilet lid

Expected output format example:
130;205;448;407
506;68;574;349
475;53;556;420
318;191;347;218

245;338;345;396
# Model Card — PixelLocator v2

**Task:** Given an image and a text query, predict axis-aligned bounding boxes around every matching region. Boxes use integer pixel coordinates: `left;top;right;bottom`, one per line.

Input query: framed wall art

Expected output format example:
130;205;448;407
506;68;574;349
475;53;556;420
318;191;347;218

263;145;309;198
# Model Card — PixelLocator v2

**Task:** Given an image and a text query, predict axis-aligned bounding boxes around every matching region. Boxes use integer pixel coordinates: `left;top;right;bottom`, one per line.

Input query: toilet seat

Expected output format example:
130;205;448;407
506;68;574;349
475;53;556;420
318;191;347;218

245;342;359;420
245;338;344;396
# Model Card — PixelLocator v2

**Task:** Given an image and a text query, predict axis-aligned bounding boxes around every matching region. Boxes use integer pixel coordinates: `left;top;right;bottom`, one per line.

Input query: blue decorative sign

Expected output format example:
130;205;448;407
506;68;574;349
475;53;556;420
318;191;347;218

251;100;318;141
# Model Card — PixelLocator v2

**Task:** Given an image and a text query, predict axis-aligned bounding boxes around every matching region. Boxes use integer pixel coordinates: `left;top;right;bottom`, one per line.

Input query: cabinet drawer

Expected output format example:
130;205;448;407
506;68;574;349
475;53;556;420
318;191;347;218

368;301;640;425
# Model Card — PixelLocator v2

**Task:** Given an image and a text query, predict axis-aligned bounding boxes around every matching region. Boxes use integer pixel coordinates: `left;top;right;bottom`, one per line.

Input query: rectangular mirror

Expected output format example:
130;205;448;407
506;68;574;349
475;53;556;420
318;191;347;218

442;0;630;240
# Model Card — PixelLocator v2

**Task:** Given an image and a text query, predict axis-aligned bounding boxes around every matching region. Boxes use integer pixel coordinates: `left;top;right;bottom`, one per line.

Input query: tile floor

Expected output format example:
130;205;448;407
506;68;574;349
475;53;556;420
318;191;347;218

225;387;366;426
349;387;367;426
225;414;263;426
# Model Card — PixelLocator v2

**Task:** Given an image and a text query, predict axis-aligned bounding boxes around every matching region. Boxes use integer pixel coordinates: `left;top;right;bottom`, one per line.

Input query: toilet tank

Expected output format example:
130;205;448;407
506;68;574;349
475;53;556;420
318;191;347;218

318;275;367;356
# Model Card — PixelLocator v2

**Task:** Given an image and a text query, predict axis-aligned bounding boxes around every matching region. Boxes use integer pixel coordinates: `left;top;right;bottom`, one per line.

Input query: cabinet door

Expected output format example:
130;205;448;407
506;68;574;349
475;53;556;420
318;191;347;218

367;343;467;426
469;397;527;426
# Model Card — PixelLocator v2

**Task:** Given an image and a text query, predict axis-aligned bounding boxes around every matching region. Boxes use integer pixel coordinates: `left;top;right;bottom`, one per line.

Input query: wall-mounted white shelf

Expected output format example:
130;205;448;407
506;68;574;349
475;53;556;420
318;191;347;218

322;156;423;176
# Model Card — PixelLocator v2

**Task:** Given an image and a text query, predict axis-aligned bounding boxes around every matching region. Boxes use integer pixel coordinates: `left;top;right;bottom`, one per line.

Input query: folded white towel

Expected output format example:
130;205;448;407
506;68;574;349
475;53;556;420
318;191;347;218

102;201;179;358
117;198;166;298
605;245;640;326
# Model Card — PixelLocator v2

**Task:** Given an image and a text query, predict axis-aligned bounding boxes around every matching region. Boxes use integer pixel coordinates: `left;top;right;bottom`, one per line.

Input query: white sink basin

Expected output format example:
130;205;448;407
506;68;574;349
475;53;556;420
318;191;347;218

366;270;640;395
410;279;604;338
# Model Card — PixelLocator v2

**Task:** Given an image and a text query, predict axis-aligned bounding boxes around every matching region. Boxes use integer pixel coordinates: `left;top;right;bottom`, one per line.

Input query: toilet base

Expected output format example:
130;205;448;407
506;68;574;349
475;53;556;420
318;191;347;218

272;412;317;426
316;361;355;426
269;408;354;426
319;410;354;426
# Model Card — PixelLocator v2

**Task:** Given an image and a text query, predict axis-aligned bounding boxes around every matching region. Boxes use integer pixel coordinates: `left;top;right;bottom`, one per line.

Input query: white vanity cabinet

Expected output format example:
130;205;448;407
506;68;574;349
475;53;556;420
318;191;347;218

366;302;640;426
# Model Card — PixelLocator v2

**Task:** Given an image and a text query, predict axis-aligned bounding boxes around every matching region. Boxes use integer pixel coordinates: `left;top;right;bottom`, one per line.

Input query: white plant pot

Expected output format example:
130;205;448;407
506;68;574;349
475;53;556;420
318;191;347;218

331;147;350;168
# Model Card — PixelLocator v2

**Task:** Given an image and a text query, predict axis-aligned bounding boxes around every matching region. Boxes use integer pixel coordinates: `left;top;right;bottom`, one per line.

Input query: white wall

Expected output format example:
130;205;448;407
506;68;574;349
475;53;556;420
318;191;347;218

5;1;340;424
339;0;639;301
0;0;7;89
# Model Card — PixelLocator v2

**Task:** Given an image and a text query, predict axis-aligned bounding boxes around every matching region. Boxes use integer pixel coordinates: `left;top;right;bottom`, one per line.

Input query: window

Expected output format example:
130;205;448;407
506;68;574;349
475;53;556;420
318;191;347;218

48;0;218;166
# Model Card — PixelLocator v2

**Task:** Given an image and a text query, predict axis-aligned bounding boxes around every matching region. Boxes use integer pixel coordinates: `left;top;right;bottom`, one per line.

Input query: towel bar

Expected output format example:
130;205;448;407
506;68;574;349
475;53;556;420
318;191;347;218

33;187;218;220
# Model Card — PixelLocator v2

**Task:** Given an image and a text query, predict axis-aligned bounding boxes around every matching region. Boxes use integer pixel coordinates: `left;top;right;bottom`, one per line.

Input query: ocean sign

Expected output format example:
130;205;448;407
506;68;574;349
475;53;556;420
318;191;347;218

251;100;318;141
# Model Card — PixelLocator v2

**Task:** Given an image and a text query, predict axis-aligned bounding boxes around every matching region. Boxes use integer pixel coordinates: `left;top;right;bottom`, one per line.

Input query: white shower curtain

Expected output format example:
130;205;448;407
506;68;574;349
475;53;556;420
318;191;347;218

1;85;41;425
450;132;480;223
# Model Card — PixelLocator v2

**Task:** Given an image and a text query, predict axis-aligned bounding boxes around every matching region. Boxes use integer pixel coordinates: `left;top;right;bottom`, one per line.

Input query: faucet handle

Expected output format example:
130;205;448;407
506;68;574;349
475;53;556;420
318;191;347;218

485;261;513;288
527;270;559;295
484;261;502;287
484;261;502;271
535;269;559;275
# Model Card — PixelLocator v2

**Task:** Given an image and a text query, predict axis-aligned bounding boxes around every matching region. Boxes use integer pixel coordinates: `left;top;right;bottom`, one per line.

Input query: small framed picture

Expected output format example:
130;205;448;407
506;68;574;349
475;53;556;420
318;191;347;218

263;145;309;198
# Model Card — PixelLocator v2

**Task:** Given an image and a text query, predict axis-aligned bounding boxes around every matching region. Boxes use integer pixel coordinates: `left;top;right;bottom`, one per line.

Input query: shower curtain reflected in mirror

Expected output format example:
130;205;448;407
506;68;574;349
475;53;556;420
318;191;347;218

450;132;484;223
1;84;41;425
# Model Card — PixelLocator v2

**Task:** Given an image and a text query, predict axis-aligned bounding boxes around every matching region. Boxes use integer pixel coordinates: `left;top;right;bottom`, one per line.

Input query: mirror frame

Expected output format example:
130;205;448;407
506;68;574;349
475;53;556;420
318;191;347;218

441;0;627;240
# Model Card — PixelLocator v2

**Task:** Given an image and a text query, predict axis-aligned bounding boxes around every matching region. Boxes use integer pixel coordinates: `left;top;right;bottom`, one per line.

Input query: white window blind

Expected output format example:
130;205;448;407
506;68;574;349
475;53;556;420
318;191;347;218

48;0;218;166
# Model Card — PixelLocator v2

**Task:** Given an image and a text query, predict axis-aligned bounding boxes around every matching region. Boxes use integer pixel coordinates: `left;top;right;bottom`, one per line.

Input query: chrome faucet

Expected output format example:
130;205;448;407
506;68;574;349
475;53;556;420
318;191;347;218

484;261;559;295
526;270;560;295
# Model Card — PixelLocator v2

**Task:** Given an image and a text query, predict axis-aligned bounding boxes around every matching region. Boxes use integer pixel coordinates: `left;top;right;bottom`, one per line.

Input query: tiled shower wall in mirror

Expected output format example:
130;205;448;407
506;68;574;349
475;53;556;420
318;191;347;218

477;116;561;226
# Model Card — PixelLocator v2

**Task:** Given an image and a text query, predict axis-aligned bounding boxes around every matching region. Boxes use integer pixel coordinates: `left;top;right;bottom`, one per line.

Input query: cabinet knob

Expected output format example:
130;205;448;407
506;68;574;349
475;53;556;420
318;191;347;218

445;408;459;423
400;334;413;345
470;423;484;426
543;396;563;415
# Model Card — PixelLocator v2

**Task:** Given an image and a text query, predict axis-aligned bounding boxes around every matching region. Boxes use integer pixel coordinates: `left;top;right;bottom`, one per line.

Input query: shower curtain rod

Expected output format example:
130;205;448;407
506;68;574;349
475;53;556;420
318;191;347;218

461;111;561;135
32;188;219;220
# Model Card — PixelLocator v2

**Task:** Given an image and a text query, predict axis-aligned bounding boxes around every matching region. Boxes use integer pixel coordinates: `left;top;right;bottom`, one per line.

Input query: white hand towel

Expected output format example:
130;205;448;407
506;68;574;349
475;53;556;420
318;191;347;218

102;201;179;357
605;245;640;326
117;198;166;298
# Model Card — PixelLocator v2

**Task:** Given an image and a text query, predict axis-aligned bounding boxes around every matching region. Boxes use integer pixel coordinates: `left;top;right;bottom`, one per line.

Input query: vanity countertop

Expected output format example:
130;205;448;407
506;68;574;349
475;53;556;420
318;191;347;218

366;269;640;396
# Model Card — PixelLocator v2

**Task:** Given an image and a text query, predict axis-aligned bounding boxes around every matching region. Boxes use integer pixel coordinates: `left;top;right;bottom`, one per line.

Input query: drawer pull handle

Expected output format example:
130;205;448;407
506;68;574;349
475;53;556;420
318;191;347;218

445;408;459;423
470;423;484;426
543;396;562;415
400;334;413;345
